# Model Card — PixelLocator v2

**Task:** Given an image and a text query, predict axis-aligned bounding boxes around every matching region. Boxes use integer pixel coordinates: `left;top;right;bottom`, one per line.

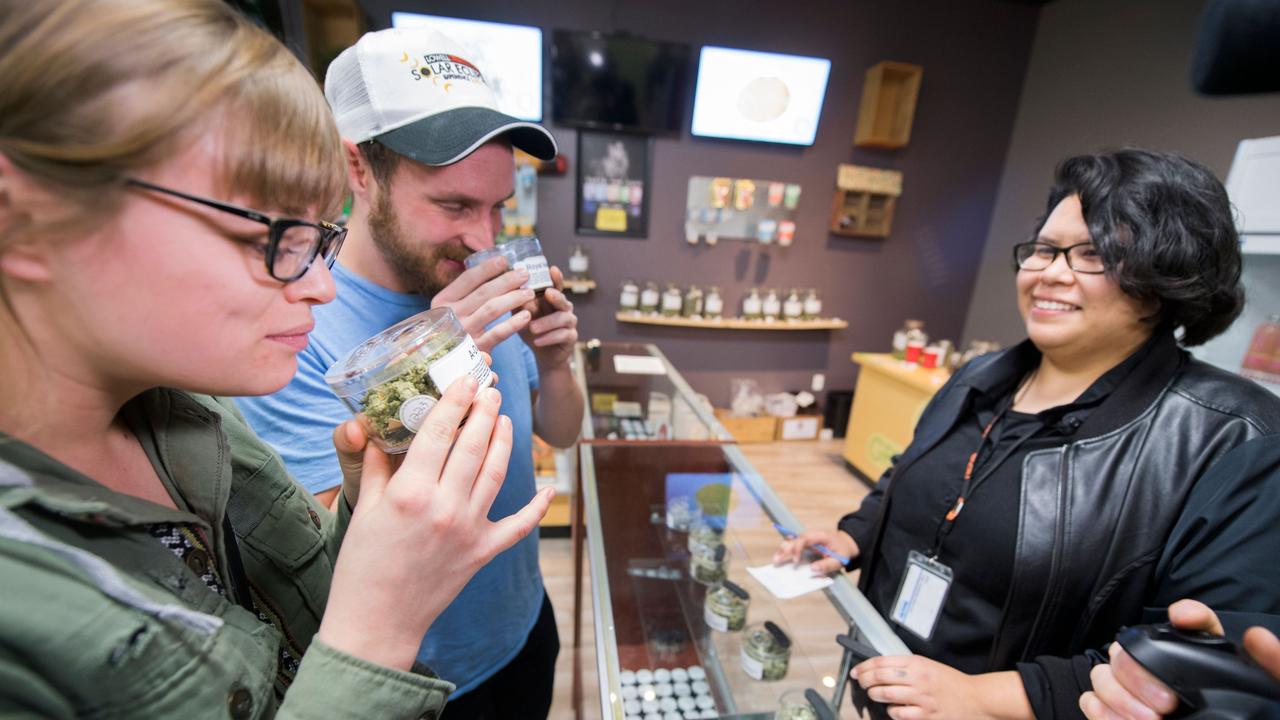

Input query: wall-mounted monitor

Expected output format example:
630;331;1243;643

391;12;543;122
690;46;831;146
551;30;691;134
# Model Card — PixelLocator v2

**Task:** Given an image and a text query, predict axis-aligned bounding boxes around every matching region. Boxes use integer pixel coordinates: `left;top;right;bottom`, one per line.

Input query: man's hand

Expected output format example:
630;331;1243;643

520;265;578;372
853;656;1029;720
431;255;535;352
1081;599;1280;720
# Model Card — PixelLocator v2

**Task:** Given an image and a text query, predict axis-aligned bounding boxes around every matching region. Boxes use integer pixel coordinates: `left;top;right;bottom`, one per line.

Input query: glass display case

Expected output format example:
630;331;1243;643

570;342;908;720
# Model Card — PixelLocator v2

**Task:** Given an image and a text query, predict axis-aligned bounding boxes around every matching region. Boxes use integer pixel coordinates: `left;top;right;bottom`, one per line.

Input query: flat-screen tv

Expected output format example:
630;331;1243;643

551;30;691;133
391;12;543;122
690;46;831;146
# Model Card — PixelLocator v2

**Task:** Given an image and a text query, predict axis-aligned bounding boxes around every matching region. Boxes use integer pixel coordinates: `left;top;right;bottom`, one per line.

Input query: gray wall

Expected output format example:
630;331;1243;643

358;0;1039;406
962;0;1280;347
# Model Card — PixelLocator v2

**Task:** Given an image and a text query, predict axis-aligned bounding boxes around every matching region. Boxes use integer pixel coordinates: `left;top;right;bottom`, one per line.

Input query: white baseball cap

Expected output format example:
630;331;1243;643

325;26;557;166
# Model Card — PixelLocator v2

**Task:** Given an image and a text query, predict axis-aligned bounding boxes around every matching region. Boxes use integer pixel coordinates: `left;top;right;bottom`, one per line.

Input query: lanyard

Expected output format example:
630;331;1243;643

927;394;1039;558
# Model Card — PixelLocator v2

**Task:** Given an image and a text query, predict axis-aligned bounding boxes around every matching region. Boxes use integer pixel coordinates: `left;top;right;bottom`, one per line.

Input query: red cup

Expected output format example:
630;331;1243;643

905;340;925;364
921;346;940;369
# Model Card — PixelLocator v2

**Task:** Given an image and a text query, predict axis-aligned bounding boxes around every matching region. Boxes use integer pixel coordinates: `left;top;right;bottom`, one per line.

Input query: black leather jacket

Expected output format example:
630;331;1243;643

842;332;1280;715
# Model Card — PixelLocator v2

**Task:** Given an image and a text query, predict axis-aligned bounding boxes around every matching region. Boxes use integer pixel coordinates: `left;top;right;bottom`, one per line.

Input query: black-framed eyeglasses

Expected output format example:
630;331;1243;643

1012;241;1106;275
126;178;347;282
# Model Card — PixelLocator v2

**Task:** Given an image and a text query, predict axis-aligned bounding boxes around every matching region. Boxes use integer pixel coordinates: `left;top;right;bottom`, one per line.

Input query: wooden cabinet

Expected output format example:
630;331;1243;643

842;353;949;480
830;164;902;238
854;61;923;149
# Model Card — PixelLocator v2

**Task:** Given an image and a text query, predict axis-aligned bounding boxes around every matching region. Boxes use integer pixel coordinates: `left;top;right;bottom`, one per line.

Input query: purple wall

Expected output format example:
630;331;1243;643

358;0;1039;406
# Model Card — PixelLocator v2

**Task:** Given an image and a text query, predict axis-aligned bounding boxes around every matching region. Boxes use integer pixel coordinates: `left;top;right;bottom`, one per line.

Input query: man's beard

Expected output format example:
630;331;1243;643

367;190;469;297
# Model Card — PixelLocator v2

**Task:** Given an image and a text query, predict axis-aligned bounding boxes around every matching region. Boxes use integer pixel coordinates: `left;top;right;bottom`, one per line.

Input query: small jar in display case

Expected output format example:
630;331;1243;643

704;580;750;632
782;288;803;320
682;285;704;318
687;516;724;552
640;281;661;314
741;621;791;681
703;286;724;320
661;284;683;317
619;279;640;314
689;542;727;585
742;287;763;321
568;243;590;281
762;288;782;321
775;689;835;720
802;289;822;320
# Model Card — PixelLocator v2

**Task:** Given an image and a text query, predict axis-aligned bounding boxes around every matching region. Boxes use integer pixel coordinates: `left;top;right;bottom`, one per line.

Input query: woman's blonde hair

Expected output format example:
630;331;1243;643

0;0;346;232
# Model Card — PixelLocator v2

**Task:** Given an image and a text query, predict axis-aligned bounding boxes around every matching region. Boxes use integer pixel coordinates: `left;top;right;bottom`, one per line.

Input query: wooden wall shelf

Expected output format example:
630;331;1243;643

854;61;923;149
616;313;848;331
563;279;597;294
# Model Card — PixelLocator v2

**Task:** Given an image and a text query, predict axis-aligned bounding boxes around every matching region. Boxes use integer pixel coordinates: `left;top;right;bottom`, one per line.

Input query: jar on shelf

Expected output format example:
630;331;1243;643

568;243;590;281
802;289;822;320
703;286;724;320
741;621;791;681
704;580;750;632
689;542;727;585
661;284;683;317
682;285;704;318
687;516;725;553
619;279;640;314
892;319;925;360
782;288;803;321
640;281;661;315
762;288;782;321
742;287;763;321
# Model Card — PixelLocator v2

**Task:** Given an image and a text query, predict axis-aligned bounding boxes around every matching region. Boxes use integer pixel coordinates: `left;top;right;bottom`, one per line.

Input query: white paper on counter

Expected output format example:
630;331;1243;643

747;562;834;600
613;354;666;375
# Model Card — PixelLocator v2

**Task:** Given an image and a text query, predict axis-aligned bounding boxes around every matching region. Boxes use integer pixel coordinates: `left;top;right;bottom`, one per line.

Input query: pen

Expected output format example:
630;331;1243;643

773;522;851;566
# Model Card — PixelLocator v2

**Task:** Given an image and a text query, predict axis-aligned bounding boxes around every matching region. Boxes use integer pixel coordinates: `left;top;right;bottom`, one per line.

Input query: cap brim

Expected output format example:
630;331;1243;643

374;107;557;166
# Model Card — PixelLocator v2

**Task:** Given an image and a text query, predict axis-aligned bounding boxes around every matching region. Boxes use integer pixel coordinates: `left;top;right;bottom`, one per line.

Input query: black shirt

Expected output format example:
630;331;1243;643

856;341;1151;673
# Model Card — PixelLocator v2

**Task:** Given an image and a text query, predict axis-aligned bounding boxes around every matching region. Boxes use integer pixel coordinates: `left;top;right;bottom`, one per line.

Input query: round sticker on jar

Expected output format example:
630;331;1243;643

398;394;437;433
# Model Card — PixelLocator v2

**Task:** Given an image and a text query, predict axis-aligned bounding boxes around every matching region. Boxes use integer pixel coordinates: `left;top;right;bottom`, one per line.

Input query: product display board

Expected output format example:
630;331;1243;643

578;130;650;237
685;176;802;245
570;342;907;720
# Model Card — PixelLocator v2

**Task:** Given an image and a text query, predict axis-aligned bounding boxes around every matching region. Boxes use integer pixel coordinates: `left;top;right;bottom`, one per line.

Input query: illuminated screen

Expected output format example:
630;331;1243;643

690;46;831;146
391;12;543;121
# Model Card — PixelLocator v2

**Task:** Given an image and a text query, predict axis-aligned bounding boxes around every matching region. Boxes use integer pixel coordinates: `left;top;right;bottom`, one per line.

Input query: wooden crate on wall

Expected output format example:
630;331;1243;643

853;61;923;149
830;164;903;238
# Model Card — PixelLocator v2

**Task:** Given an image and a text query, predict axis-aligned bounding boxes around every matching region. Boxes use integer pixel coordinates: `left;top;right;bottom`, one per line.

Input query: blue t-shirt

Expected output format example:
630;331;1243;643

236;262;543;697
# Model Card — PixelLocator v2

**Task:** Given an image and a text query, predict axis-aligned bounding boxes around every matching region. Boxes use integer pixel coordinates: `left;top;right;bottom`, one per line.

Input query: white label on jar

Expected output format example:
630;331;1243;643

569;255;589;273
743;296;762;315
515;255;553;290
783;298;803;318
763;297;781;316
704;295;723;315
397;394;438;433
739;648;765;680
804;298;822;316
620;288;639;308
426;335;494;397
641;288;660;307
662;293;682;312
704;605;729;632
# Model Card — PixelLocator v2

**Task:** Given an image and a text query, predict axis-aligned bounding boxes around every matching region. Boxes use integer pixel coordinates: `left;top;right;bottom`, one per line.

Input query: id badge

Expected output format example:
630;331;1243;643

889;550;953;641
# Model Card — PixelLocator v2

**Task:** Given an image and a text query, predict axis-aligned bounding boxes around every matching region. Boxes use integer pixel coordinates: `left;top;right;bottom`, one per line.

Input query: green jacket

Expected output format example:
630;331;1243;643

0;389;453;719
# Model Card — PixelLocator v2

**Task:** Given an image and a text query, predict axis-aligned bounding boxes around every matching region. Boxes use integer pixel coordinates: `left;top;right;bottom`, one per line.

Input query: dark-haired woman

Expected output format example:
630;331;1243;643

776;148;1280;719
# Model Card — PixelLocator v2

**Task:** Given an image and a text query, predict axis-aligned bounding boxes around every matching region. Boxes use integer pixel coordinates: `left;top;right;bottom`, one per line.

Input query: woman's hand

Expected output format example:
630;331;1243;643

317;376;553;671
771;529;859;575
854;657;1030;720
1080;599;1280;720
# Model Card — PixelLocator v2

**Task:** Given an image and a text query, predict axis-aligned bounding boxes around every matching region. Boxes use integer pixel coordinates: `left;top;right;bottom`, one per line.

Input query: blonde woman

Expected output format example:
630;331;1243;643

0;1;550;717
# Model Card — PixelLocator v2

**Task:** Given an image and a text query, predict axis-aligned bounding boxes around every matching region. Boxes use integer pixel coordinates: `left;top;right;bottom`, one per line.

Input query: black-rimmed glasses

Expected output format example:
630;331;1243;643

126;178;347;282
1012;241;1106;274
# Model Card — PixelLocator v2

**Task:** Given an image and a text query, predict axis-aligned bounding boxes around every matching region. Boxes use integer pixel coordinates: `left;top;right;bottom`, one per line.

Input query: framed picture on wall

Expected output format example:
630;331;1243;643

575;130;650;237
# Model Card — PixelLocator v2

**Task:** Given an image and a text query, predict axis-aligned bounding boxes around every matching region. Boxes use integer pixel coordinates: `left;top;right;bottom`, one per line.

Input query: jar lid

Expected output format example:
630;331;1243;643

765;621;791;649
721;579;749;600
804;689;835;720
324;307;459;397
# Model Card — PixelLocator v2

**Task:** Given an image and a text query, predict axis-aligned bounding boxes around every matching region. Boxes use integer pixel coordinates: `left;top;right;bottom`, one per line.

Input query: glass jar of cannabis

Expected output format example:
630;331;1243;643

619;279;640;314
687;516;724;553
762;288;781;321
464;236;553;293
742;287;763;321
640;281;661;314
568;243;590;281
741;621;791;681
704;580;749;632
682;285;704;318
689;542;727;585
802;289;822;320
704;286;724;320
661;284;683;317
782;288;803;321
325;308;493;454
775;689;834;720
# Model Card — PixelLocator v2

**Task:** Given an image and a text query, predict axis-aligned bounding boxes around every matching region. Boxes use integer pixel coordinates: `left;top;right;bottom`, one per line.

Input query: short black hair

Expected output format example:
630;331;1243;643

1034;148;1244;346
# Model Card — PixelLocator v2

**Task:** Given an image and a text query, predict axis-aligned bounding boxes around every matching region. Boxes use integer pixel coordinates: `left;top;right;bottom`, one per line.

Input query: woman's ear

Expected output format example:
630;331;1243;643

0;153;54;282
